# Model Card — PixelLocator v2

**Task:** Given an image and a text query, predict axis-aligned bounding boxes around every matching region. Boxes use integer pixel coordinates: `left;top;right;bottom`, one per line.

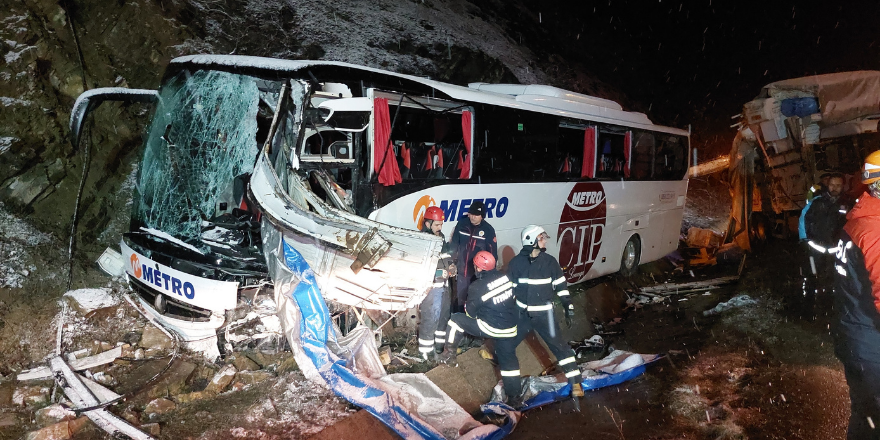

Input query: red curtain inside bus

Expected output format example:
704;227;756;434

400;142;411;169
624;131;632;178
581;127;596;178
373;98;402;186
459;110;472;179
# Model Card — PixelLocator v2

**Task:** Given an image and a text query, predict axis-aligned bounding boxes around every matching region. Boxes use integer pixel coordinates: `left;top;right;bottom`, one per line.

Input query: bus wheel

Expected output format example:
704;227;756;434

620;235;641;277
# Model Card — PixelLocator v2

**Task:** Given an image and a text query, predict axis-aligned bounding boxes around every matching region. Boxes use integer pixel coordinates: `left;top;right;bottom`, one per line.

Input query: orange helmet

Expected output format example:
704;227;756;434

473;251;496;271
863;150;880;184
424;206;445;222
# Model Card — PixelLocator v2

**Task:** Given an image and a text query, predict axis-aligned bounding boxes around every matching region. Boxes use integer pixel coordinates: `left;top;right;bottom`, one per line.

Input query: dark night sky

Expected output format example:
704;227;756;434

512;0;880;157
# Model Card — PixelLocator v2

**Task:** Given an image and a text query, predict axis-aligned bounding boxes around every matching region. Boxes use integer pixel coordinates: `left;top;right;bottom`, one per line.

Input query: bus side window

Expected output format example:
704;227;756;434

387;105;468;182
596;130;626;179
655;135;687;180
631;131;655;180
557;127;585;179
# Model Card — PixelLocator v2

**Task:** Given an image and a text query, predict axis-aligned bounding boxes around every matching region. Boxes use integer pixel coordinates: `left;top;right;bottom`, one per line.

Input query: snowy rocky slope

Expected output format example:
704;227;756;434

0;0;624;270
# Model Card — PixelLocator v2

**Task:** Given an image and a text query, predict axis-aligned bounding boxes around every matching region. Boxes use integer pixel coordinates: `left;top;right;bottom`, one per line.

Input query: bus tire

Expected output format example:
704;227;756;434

620;235;641;277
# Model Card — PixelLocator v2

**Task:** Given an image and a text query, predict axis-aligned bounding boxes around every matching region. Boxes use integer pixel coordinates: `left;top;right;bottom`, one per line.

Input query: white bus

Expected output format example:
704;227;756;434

71;55;689;345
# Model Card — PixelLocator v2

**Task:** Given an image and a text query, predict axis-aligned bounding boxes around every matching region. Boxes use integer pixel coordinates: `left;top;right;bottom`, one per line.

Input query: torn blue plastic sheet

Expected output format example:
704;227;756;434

519;356;662;412
281;239;515;440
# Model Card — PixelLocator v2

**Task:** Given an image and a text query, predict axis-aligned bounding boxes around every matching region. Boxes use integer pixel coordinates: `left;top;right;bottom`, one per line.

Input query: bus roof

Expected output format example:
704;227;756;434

170;55;689;136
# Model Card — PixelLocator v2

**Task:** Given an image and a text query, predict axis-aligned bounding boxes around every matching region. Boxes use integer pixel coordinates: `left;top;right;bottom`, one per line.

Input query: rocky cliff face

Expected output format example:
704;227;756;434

0;0;623;285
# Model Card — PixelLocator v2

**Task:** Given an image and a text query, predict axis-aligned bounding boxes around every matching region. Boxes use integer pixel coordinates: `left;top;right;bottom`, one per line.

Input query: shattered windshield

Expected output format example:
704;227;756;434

134;70;262;244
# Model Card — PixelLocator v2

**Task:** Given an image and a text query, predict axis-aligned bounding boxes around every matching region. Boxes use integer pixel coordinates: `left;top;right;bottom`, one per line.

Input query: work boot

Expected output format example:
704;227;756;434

570;382;584;398
506;395;525;410
438;348;458;366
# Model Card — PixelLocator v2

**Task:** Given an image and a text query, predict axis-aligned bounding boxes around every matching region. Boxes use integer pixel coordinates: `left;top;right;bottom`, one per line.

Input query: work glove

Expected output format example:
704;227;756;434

447;263;457;278
564;304;575;329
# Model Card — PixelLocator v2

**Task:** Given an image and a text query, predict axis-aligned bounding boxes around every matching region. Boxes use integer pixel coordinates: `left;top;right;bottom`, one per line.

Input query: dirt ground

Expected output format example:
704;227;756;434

509;240;849;440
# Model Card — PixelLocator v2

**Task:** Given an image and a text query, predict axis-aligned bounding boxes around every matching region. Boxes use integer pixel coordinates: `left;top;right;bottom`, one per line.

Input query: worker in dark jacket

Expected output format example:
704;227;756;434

508;225;584;398
439;251;522;407
801;173;852;256
417;206;456;359
801;173;854;309
450;200;497;310
833;152;880;439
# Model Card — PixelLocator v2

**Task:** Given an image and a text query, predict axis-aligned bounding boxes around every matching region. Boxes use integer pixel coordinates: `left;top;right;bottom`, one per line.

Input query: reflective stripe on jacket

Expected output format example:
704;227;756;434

508;248;570;310
464;269;518;334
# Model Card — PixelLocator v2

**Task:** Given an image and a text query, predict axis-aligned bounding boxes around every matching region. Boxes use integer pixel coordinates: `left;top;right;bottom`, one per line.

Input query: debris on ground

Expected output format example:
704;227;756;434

7;291;351;440
570;335;606;358
639;275;740;296
686;227;724;248
703;294;758;316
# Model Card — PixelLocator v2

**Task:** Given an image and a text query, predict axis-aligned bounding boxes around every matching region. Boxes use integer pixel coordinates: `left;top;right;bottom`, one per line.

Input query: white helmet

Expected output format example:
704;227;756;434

521;225;549;246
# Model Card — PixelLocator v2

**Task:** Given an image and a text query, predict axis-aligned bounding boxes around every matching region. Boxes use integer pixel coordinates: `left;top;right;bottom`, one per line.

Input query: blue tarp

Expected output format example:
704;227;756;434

280;239;516;440
518;361;658;412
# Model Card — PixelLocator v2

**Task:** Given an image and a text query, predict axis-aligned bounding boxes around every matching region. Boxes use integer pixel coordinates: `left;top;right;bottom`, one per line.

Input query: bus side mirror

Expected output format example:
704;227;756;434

69;88;159;149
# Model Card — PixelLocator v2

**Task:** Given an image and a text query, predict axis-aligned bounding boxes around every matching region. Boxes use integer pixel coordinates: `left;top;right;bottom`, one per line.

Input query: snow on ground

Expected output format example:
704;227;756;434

62;287;119;313
244;373;352;434
0;202;54;288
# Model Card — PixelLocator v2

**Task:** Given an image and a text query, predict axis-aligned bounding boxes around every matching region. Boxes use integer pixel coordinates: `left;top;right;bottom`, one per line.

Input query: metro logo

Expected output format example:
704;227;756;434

411;194;509;229
130;254;142;278
129;253;196;300
557;182;607;284
412;195;436;229
567;190;605;210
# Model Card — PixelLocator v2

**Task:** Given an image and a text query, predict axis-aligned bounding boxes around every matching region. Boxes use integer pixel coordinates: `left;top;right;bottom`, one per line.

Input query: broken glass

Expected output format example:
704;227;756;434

134;70;260;244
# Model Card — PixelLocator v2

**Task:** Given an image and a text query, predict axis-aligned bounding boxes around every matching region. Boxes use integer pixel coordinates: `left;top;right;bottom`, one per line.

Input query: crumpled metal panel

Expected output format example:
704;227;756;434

251;153;442;311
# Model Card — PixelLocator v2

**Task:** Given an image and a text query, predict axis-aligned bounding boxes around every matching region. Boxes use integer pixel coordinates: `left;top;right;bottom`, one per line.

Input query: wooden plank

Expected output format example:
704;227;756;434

77;374;122;403
48;356;153;440
18;346;123;381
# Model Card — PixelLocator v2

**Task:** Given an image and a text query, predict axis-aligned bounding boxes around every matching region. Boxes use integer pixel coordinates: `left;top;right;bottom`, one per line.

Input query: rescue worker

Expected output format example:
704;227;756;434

800;173;853;288
805;172;831;203
438;251;523;407
833;151;880;439
509;225;584;398
417;206;456;358
450;200;497;310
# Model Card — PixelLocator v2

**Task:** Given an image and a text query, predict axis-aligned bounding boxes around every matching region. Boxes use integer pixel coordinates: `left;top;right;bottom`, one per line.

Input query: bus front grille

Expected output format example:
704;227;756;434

129;278;212;322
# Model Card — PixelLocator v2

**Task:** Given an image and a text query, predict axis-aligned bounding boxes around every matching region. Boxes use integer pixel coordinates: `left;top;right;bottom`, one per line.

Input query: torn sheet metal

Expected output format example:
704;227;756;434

263;220;516;439
253;154;442;311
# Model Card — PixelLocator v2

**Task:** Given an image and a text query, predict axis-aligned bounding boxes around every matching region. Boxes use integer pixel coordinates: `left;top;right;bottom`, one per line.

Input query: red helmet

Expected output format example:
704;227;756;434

473;251;496;271
424;206;445;222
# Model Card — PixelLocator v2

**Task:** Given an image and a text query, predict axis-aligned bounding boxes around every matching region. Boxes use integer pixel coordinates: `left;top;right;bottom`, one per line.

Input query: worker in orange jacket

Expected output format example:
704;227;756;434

833;151;880;439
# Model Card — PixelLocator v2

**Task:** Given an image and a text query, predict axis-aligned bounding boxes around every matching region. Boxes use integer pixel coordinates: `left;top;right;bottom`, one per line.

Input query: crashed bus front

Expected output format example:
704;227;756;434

71;58;444;352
